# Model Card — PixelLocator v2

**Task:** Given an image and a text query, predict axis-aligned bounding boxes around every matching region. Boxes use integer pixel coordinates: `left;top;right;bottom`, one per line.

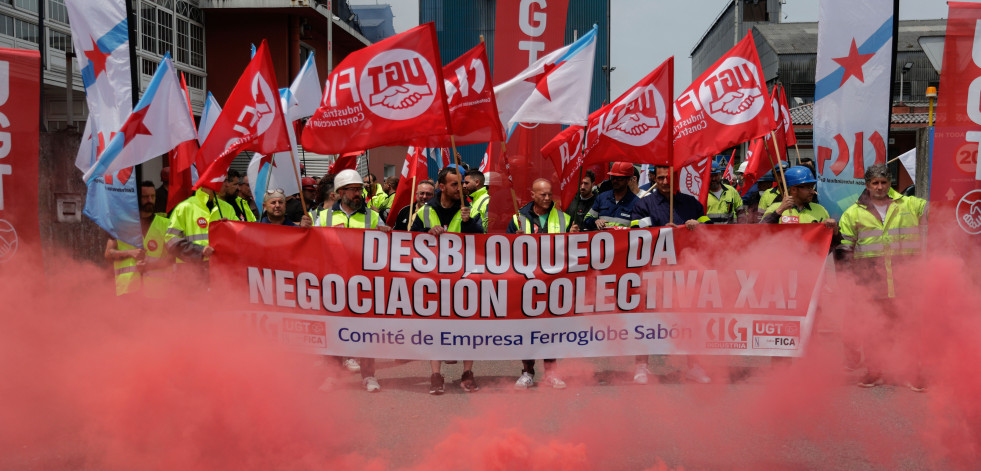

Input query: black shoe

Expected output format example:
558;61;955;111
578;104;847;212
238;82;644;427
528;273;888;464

429;373;444;395
460;370;480;392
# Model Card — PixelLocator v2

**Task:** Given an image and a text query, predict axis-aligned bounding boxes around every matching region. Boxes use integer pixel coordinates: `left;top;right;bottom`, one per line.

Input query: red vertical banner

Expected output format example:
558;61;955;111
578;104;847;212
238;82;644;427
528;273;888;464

931;2;981;239
489;0;569;231
0;48;41;267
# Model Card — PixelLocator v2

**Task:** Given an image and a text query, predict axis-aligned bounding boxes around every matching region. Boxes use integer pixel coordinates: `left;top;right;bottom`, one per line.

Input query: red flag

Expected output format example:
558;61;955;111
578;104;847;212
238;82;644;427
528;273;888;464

673;33;774;168
677;157;712;208
386;146;430;226
328;151;361;174
582;57;673;167
195;40;290;191
478;143;490;173
776;84;797;147
302;23;452;154
722;149;736;183
738;137;767;195
167;71;199;211
762;85;790;165
418;42;505;147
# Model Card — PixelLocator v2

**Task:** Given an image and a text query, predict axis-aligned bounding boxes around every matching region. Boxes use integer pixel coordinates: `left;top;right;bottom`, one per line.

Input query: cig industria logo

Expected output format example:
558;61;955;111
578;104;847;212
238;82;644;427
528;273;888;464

602;84;666;147
698;57;765;126
360;49;437;120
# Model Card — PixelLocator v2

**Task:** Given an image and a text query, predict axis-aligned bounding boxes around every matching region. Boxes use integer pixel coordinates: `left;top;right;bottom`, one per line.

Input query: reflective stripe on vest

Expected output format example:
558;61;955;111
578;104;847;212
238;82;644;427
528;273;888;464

513;208;569;233
418;206;463;232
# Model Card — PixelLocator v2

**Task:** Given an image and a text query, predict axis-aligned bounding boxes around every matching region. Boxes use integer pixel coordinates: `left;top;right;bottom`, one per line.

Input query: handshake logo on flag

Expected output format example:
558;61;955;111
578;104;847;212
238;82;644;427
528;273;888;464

602;85;666;147
700;57;765;125
362;50;437;120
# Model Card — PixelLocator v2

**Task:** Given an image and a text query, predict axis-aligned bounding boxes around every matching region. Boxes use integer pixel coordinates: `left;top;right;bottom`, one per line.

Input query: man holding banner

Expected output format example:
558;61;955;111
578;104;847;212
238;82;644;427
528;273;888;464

411;167;484;394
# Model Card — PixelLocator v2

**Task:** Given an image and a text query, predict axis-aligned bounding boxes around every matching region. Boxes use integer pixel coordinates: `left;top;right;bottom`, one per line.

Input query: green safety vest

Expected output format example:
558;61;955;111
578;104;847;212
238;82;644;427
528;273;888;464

839;188;927;297
313;206;380;228
233;197;256;222
758;187;780;213
706;184;743;224
416;205;464;232
114;214;171;296
470;187;490;230
762;202;831;224
165;189;226;262
512;207;571;234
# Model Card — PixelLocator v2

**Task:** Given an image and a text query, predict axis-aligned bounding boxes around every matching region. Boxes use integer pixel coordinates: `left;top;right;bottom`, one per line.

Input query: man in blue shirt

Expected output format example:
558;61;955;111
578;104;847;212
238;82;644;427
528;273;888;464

582;161;639;230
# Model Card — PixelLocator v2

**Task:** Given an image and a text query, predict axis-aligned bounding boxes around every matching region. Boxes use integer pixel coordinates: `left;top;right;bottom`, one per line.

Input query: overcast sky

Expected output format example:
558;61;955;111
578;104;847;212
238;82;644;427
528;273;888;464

350;0;965;97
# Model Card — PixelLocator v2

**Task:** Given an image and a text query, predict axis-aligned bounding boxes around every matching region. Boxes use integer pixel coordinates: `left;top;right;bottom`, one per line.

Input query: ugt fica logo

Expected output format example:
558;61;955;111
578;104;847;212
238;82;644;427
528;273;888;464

956;189;981;235
602;84;667;147
698;57;765;125
360;49;437;120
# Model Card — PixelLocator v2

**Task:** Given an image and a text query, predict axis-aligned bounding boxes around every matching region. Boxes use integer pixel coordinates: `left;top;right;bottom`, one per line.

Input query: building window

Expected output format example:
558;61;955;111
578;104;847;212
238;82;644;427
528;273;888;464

14;18;38;43
176;18;188;64
14;0;38;13
141;4;157;54
189;22;203;68
48;29;71;52
0;14;13;37
184;71;203;90
47;0;68;24
157;8;173;56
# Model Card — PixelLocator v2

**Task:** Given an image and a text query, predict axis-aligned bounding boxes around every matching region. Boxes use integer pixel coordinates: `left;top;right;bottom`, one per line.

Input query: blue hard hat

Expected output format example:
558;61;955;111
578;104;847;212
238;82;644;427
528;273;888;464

757;171;775;183
711;161;724;174
784;166;817;187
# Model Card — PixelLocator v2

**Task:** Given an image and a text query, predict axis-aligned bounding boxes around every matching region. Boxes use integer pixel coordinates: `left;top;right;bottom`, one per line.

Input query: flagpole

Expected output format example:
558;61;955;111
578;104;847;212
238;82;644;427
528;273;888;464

760;136;787;196
770;130;789;194
449;135;467;207
500;141;522;231
793;143;802;167
288;146;308;214
124;0;143;226
407;175;418;229
669;166;675;225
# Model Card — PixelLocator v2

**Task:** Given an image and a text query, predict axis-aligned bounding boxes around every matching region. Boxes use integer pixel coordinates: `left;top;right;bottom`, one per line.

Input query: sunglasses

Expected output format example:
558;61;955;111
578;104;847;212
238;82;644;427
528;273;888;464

265;188;285;194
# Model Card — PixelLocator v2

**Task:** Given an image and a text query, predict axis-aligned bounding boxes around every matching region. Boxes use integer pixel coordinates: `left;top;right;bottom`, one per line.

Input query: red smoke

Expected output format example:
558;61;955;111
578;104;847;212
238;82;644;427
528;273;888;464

2;219;979;469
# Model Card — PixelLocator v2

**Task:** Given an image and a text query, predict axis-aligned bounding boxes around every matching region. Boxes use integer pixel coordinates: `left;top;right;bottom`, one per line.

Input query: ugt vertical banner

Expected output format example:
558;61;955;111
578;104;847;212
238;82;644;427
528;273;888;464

930;2;981;237
813;0;895;218
487;0;568;232
0;48;40;266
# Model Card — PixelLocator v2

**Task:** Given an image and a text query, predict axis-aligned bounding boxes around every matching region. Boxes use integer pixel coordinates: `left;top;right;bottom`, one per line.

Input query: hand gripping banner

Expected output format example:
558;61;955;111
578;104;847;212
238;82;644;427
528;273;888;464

210;223;832;360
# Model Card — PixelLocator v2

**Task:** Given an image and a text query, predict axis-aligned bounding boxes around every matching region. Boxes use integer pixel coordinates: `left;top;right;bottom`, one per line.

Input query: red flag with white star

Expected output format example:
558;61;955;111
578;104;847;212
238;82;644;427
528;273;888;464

195;40;291;191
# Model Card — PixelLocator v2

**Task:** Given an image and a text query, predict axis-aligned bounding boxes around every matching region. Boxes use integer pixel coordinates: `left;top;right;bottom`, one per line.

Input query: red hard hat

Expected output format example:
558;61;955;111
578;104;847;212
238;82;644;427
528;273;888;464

301;177;316;189
608;161;634;177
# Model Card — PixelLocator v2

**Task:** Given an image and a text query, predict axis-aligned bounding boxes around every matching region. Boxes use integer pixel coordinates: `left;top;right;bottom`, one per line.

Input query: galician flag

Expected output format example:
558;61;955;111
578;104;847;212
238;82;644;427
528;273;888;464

83;54;197;183
813;0;895;217
494;25;597;132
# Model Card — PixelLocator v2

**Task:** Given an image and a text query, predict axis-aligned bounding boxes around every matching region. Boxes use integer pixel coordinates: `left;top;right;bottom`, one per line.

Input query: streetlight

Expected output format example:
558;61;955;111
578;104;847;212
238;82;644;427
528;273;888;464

926;86;938;126
900;61;914;104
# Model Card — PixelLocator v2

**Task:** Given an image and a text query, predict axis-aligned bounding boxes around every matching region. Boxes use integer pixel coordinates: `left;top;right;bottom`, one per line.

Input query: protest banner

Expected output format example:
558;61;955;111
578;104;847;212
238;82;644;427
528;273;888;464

210;223;832;360
0;48;40;265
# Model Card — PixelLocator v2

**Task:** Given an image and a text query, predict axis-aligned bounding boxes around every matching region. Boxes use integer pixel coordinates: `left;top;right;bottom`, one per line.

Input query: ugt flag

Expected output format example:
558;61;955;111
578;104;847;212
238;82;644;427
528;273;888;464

386;146;430;226
583;56;673;167
494;25;597;132
195;40;292;191
541;124;586;207
417;42;505;147
813;0;894;217
83;54;197;183
673;33;774;168
302;23;452;154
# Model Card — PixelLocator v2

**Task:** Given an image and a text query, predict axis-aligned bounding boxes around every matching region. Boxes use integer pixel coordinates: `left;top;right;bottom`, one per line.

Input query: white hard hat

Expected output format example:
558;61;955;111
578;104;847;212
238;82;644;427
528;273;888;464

334;169;363;190
737;161;748;174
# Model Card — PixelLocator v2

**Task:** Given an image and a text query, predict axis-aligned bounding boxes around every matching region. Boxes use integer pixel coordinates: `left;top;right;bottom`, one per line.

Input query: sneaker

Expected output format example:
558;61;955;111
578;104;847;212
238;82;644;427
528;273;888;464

686;364;712;384
857;372;883;388
515;372;534;389
363;376;381;393
318;376;338;392
429;373;445;395
460;370;480;392
543;374;567;389
634;364;652;385
343;358;361;372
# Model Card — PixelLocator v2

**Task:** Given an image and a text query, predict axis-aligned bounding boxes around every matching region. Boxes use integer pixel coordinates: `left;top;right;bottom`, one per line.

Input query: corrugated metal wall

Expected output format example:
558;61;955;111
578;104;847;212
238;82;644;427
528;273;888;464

420;0;608;176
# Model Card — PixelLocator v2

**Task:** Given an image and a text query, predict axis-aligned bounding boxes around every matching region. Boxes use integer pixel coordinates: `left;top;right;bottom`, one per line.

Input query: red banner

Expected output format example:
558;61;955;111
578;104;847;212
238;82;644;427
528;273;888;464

0;48;40;266
673;34;774;168
196;40;291;191
930;1;981;237
583;57;673;167
487;0;569;232
302;23;451;155
541;124;585;206
210;222;832;359
386;146;429;226
776;84;797;147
